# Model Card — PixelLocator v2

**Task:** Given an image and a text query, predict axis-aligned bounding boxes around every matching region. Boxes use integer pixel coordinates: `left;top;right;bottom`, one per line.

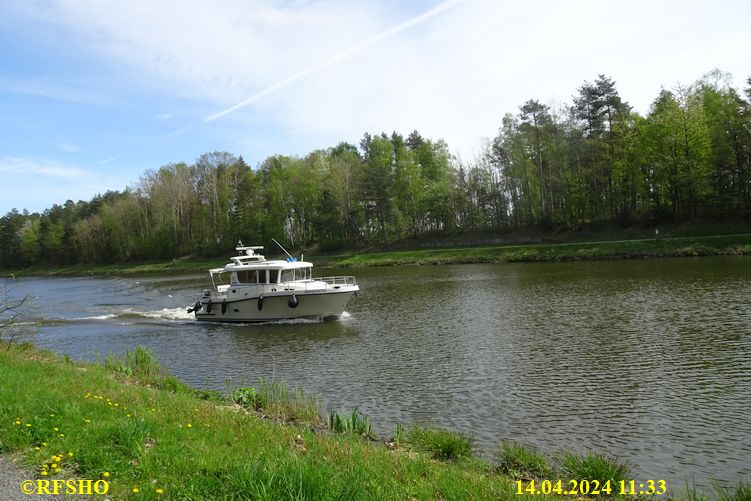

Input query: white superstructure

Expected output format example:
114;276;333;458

189;243;358;322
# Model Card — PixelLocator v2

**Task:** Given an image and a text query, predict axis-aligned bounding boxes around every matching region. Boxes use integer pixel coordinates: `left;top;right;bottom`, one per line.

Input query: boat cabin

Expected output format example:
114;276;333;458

207;244;315;294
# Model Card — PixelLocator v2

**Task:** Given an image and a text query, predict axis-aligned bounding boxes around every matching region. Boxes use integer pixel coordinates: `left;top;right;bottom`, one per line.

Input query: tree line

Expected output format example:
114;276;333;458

1;70;750;267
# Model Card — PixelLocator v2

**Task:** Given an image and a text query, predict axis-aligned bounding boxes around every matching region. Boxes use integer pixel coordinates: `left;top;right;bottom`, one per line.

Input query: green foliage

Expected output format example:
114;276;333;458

556;450;630;486
496;440;551;479
328;408;374;438
230;379;322;425
405;424;474;461
230;386;260;410
705;481;751;501
2;70;751;270
103;346;162;379
392;422;406;443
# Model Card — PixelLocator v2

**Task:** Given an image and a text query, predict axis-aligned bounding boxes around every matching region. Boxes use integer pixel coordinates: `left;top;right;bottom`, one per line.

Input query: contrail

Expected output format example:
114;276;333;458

205;0;466;123
99;152;125;165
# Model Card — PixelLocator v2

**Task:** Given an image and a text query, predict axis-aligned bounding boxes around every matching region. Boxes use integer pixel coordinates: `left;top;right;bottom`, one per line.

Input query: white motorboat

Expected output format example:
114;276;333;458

189;242;358;322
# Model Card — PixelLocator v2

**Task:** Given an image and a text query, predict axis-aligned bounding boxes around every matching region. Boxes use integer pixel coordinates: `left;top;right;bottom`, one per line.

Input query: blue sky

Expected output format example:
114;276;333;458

1;0;750;214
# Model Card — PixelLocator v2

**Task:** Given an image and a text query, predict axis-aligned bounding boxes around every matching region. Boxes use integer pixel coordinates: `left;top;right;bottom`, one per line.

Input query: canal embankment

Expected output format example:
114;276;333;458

4;233;751;277
2;344;750;500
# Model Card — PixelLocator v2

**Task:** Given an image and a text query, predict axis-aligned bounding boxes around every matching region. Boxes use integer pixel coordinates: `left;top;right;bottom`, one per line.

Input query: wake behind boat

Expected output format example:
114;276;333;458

188;242;358;322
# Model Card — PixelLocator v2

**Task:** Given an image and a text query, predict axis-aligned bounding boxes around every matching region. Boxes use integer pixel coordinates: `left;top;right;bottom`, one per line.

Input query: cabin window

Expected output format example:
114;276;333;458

280;269;294;283
269;269;279;283
236;270;259;284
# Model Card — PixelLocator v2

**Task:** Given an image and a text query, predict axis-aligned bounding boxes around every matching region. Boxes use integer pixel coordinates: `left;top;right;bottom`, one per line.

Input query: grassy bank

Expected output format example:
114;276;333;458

0;345;523;500
4;233;751;278
2;345;750;500
316;233;751;267
5;256;220;277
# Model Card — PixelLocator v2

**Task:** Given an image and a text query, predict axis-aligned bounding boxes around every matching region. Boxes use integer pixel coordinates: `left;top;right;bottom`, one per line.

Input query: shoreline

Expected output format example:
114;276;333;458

1;344;749;500
0;344;527;499
3;233;751;277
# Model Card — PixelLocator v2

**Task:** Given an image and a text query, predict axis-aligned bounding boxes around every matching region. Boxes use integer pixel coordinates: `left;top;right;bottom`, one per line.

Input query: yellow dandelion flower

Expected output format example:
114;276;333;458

34;447;40;451
186;423;192;428
14;421;21;425
42;442;47;446
102;472;110;479
155;488;164;495
53;427;59;431
51;463;58;468
67;452;73;457
25;423;32;427
114;403;119;407
132;488;140;493
127;414;131;418
59;434;65;437
84;419;91;423
41;471;48;476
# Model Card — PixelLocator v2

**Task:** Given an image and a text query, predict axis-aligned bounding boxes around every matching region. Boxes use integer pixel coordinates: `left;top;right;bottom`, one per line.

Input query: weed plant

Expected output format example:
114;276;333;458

328;409;374;438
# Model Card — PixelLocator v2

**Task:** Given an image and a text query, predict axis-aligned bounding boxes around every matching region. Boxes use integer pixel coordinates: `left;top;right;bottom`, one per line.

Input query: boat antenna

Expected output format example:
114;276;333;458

271;238;294;259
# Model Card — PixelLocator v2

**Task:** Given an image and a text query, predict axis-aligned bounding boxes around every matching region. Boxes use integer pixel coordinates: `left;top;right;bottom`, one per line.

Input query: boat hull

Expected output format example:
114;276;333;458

194;288;357;323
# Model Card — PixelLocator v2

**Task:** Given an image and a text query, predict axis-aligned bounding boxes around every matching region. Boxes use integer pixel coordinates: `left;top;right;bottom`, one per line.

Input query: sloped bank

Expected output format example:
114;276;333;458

2;345;750;500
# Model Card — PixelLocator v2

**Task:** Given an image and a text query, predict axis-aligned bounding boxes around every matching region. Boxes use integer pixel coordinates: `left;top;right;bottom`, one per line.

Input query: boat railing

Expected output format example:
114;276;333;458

317;276;357;287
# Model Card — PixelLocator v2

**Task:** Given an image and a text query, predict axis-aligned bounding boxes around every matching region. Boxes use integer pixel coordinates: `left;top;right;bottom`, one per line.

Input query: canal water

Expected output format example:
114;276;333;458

6;256;751;488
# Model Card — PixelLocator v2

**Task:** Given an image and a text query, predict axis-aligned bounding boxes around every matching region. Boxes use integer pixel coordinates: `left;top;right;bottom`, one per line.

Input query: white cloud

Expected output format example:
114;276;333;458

11;0;751;161
0;156;134;212
0;157;88;179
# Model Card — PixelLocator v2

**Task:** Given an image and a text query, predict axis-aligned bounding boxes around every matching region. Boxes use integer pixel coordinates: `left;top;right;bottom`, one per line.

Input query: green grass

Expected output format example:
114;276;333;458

229;379;321;425
4;256;221;277
711;481;751;501
0;345;526;500
2;344;747;500
685;481;751;501
497;440;551;479
556;450;631;488
404;424;474;461
328;409;374;438
102;347;220;399
319;233;751;267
